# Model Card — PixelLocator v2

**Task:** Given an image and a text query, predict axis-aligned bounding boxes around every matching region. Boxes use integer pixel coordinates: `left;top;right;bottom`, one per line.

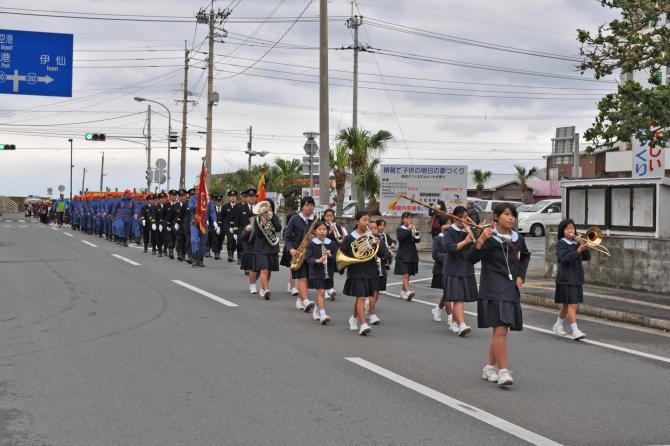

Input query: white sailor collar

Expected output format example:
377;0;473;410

299;212;315;221
352;229;372;238
438;232;445;238
493;230;519;244
311;237;332;245
400;225;410;230
450;223;461;232
561;237;575;245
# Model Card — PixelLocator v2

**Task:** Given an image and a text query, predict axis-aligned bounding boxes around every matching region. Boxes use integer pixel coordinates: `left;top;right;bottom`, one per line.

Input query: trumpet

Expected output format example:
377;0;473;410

410;225;421;241
571;227;610;256
329;222;343;244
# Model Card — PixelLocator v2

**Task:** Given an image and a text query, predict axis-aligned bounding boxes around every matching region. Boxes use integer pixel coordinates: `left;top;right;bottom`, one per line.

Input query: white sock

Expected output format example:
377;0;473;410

570;323;579;332
319;309;327;317
447;314;453;323
556;317;564;325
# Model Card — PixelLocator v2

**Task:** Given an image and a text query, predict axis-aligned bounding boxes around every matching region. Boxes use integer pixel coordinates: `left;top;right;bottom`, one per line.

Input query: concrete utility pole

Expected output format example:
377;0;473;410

68;138;73;201
147;104;152;191
81;167;87;194
180;40;189;189
205;4;215;189
318;0;330;206
247;126;253;170
99;152;105;191
346;13;363;130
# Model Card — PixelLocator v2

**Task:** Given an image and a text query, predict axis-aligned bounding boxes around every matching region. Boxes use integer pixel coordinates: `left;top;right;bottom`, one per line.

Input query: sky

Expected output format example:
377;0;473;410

0;0;619;197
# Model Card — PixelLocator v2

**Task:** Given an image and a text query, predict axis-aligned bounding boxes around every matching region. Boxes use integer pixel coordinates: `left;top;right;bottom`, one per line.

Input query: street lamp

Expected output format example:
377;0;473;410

68;138;73;202
244;149;270;170
134;97;172;189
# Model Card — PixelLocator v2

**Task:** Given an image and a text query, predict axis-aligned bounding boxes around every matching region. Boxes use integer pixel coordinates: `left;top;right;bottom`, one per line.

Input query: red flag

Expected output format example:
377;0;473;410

195;161;208;234
258;168;267;201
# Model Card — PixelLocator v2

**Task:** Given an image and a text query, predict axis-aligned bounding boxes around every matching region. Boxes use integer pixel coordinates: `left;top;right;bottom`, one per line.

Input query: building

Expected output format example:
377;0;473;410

467;173;535;202
544;126;600;180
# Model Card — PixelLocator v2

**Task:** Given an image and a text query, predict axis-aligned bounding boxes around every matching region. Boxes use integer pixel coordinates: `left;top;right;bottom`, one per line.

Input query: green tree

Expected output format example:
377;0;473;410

356;158;381;215
514;165;538;204
273;158;302;191
472;169;492;198
335;127;393;212
329;144;350;217
578;1;670;152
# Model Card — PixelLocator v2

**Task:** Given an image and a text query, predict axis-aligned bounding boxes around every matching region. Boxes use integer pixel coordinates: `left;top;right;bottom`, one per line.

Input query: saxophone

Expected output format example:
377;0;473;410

289;214;321;271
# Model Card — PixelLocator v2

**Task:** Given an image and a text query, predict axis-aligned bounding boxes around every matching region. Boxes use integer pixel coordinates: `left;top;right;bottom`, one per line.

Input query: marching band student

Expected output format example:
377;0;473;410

342;211;380;336
468;203;530;386
431;222;454;328
239;189;258;294
552;218;591;340
284;196;316;313
394;212;420;301
367;220;391;325
306;221;337;324
323;209;347;300
252;199;282;300
281;210;299;297
442;206;479;336
376;219;397;250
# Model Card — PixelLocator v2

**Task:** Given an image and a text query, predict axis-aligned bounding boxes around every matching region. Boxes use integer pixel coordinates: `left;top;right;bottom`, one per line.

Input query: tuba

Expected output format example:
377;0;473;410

336;234;380;272
252;201;280;246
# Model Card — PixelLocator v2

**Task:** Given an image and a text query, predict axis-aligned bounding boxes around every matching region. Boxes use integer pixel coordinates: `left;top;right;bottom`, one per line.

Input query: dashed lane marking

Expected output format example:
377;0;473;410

172;280;239;308
111;254;141;266
81;240;98;248
63;232;73;237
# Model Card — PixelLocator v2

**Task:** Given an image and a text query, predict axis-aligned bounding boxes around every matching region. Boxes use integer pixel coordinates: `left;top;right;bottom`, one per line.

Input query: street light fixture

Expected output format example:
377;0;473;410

134;96;173;189
244;149;270;170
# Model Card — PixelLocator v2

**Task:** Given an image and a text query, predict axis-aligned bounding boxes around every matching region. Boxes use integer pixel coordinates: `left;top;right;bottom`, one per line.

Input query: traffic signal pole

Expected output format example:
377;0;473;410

146;104;152;191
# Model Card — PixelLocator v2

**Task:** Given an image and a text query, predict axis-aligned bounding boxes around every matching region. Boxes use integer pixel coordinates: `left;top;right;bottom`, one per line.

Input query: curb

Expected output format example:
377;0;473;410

521;293;670;332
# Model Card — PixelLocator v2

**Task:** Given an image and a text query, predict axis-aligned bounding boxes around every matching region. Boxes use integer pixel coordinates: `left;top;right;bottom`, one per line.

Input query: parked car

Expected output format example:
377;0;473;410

516;199;562;237
516;204;533;213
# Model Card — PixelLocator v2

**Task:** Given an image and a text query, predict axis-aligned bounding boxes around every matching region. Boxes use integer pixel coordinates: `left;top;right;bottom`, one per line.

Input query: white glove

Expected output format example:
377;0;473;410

213;222;219;230
233;234;238;241
229;228;234;234
159;224;163;232
167;226;172;232
142;220;146;227
175;223;179;231
216;227;220;235
152;224;157;231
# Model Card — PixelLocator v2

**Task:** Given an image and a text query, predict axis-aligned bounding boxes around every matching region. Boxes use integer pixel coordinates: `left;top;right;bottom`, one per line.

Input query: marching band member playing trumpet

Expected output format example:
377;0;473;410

368;220;391;326
395;211;420;301
431;221;454;328
252;199;282;300
323;209;347;300
283;196;316;313
306;221;338;325
552;219;591;340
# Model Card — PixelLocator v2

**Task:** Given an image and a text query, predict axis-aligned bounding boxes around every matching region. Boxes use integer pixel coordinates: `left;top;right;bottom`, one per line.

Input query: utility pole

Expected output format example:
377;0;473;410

247;126;253;170
81;167;87;194
68;138;73;201
180;40;189;189
99;152;105;191
146;104;152;191
346;12;363;130
318;0;330;207
205;4;215;189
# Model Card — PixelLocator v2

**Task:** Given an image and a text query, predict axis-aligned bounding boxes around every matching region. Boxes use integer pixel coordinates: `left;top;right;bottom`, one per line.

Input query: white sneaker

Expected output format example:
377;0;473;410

328;289;337;300
552;322;567;336
571;329;586;340
406;290;415;302
260;289;271;300
312;306;320;321
432;306;443;322
482;365;499;383
295;298;305;311
369;314;381;325
286;283;292;294
290;287;299;296
448;322;460;333
359;323;371;336
320;313;331;325
399;290;408;300
457;323;471;337
249;284;258;294
497;368;513;386
302;299;315;313
348;316;359;331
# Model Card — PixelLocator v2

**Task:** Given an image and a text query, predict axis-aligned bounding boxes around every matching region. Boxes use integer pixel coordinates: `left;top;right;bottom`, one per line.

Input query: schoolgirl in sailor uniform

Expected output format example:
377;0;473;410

280;211;299;296
306;221;338;325
341;211;381;336
239;189;259;294
251;199;282;300
323;209;347;300
368;220;391;326
552;218;591;340
431;222;454;328
467;203;530;386
442;206;478;336
394;212;420;301
283;196;316;313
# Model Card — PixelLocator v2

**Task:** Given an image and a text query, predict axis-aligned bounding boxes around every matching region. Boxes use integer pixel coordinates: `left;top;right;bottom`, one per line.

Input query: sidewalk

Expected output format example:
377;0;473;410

417;252;670;332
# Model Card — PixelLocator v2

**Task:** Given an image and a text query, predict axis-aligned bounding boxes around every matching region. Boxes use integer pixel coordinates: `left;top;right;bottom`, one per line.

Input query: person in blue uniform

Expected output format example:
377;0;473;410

306;220;337;324
184;188;196;264
552;218;591;340
132;195;144;245
112;190;134;246
394;211;421;301
283;196;316;313
251;198;282;300
468;203;530;386
431;221;454;328
188;185;216;267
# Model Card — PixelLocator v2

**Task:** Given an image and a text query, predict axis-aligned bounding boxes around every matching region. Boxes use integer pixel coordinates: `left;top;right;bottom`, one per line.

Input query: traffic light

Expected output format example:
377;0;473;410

145;169;153;182
169;131;179;143
0;144;16;150
85;133;106;141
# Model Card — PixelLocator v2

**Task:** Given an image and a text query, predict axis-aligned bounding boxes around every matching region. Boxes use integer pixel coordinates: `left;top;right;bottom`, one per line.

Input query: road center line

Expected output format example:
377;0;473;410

18;219;25;223
18;225;28;228
81;240;98;247
111;254;141;266
63;232;73;237
346;357;563;446
172;280;239;308
381;291;670;365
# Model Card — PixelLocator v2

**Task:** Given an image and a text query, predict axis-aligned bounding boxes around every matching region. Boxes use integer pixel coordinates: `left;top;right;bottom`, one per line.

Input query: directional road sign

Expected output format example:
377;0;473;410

0;29;73;97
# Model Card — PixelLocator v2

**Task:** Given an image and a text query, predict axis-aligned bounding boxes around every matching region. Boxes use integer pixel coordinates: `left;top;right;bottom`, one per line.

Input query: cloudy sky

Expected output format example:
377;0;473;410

0;0;619;197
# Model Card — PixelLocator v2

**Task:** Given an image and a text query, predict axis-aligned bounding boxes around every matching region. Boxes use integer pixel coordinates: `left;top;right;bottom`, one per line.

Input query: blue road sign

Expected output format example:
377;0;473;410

0;29;73;97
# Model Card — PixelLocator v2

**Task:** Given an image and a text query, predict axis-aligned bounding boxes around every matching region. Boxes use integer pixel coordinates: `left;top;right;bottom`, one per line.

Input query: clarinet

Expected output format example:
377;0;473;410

322;241;329;280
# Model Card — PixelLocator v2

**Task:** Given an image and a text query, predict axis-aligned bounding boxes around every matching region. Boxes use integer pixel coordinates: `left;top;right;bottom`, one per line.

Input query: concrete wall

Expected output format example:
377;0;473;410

545;229;670;294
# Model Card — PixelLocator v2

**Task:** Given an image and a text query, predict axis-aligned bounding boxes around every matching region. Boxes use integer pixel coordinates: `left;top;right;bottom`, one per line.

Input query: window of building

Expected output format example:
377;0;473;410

568;189;586;225
587;188;606;226
611;188;631;226
632;187;654;228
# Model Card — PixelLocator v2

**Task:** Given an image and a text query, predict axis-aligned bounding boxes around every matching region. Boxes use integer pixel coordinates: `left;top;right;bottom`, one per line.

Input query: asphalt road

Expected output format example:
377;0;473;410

1;217;669;446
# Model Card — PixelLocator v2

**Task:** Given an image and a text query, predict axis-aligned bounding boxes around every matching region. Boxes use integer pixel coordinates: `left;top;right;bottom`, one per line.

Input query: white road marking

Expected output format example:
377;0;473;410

63;232;73;237
18;219;25;223
382;291;670;365
346;357;563;446
387;274;479;287
51;227;59;231
111;254;141;266
81;240;98;247
172;280;239;308
18;225;28;228
129;245;144;249
4;220;11;223
525;284;670;311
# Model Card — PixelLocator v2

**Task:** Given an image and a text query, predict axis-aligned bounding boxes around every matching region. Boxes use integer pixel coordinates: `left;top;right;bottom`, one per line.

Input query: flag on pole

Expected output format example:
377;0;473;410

258;167;267;201
195;160;208;234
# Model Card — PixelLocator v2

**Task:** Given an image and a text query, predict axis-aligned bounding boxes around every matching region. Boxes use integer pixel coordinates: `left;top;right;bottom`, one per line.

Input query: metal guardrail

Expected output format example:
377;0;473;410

0;196;18;213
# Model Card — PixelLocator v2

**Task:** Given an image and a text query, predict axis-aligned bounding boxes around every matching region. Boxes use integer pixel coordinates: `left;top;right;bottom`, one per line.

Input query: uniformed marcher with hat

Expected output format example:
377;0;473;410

173;189;188;261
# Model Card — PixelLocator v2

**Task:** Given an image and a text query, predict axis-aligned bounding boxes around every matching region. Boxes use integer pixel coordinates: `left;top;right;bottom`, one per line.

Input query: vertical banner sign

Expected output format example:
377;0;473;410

632;137;665;179
0;29;73;97
380;165;468;215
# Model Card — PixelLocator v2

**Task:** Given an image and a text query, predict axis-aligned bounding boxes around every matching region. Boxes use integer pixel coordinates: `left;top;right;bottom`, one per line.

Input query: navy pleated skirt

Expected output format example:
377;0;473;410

431;274;443;289
309;278;334;290
291;262;309;279
394;261;418;276
240;253;255;271
477;300;523;331
343;278;379;297
443;276;478;302
253;253;279;272
554;284;584;304
378;275;387;292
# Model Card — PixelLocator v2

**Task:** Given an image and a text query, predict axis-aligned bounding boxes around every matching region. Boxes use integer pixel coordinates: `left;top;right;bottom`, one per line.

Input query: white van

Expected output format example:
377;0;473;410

516;199;562;237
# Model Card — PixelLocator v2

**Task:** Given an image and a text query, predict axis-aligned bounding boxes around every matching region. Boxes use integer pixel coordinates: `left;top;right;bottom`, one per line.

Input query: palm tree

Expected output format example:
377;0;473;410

336;127;393;212
329;144;350;217
514;165;538;204
472;169;492;198
273;158;302;191
356;158;381;215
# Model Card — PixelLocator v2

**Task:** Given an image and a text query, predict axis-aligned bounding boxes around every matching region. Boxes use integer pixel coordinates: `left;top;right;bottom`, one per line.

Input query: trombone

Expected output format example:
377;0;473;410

572;227;611;256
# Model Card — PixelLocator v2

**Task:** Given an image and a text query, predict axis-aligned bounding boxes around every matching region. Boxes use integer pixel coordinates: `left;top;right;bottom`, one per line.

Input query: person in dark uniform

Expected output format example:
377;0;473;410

140;194;154;253
251;199;282;300
164;190;179;259
468;203;530;386
223;190;238;262
230;191;247;266
236;189;258;291
281;209;299;296
367;220;391;326
323;209;347;300
205;194;215;258
431;221;454;329
428;200;449;238
466;199;480;224
184;188;196;264
209;195;225;260
306;220;337;324
159;192;170;257
552;218;591;340
149;193;163;256
172;189;188;261
442;206;479;336
394;212;421;301
283;196;317;313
